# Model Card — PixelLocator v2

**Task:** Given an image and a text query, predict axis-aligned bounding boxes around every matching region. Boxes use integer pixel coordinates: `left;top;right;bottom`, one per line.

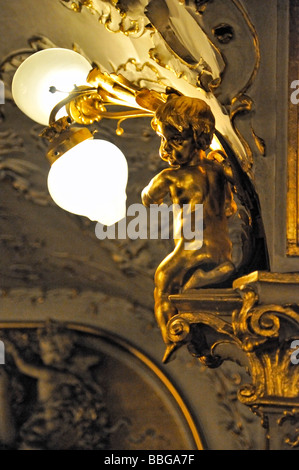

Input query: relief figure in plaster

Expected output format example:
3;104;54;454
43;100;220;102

0;323;110;450
0;368;17;447
142;94;237;362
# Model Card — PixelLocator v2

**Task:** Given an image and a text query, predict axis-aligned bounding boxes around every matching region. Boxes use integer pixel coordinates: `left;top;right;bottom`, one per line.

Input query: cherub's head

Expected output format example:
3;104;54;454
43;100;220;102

37;320;73;366
152;94;215;166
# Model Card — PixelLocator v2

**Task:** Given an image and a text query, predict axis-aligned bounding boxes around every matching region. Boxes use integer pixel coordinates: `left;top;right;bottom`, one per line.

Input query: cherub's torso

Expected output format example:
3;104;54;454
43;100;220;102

164;159;227;218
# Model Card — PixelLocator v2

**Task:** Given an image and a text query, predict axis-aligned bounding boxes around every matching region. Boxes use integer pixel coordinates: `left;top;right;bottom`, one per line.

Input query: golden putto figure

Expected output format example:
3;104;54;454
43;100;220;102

142;94;237;362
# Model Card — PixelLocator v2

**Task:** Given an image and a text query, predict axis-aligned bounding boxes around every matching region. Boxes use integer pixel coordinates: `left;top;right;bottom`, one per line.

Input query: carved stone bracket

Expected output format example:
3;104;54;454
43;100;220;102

167;271;299;449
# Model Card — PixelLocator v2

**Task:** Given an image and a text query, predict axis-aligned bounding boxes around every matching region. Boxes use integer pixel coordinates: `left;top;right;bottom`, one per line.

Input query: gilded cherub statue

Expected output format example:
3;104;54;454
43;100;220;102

141;94;238;363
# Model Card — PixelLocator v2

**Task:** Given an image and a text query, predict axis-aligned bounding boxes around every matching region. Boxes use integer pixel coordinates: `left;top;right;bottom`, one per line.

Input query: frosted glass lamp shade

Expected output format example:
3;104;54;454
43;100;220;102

12;48;91;125
47;139;128;226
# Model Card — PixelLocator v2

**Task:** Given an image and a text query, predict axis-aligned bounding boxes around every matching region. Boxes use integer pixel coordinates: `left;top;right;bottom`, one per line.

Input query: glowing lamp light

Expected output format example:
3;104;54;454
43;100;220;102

47;138;128;226
12;48;129;226
210;135;223;152
12;48;91;125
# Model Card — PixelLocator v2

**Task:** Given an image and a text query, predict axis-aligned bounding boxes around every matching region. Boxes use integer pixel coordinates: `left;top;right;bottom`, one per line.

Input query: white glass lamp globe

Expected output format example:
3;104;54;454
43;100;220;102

47;139;128;226
12;48;92;125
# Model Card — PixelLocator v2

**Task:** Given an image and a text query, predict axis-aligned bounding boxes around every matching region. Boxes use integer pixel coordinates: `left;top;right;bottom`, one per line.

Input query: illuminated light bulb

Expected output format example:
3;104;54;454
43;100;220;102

209;135;223;152
47;138;128;226
12;48;91;125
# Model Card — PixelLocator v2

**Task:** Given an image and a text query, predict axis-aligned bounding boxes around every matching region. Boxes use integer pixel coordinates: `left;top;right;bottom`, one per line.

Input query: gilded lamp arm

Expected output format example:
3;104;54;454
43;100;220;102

46;66;166;130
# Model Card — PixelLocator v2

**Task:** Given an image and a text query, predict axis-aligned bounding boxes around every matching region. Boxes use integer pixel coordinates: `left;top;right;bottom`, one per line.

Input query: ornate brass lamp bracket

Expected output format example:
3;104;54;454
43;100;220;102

46;67;163;130
38;66;165;163
167;272;299;449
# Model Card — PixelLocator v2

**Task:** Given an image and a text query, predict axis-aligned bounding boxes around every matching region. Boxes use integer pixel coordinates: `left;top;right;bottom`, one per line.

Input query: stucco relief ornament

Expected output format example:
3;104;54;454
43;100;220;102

0;322;112;450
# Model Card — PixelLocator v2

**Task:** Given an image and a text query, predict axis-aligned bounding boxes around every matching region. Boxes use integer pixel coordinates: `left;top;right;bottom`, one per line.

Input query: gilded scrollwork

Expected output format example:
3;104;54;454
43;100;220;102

60;0;94;13
114;58;167;91
166;281;299;410
166;311;238;368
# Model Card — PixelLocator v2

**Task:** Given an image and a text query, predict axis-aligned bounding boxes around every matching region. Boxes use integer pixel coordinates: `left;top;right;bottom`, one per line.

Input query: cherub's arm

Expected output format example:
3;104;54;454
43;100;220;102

4;339;49;380
141;169;170;207
222;163;234;185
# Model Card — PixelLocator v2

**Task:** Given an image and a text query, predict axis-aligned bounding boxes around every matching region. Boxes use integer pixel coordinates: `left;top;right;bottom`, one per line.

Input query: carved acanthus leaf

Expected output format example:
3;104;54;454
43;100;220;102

0;129;51;206
202;363;262;449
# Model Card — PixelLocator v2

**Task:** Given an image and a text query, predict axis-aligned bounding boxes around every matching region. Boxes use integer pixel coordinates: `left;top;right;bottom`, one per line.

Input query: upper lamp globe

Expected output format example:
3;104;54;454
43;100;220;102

12;48;92;125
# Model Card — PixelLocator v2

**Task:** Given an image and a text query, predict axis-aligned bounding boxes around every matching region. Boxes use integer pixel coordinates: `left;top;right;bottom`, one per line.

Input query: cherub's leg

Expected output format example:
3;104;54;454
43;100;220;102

154;242;190;347
155;249;216;332
154;285;183;363
154;243;230;361
182;260;235;292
